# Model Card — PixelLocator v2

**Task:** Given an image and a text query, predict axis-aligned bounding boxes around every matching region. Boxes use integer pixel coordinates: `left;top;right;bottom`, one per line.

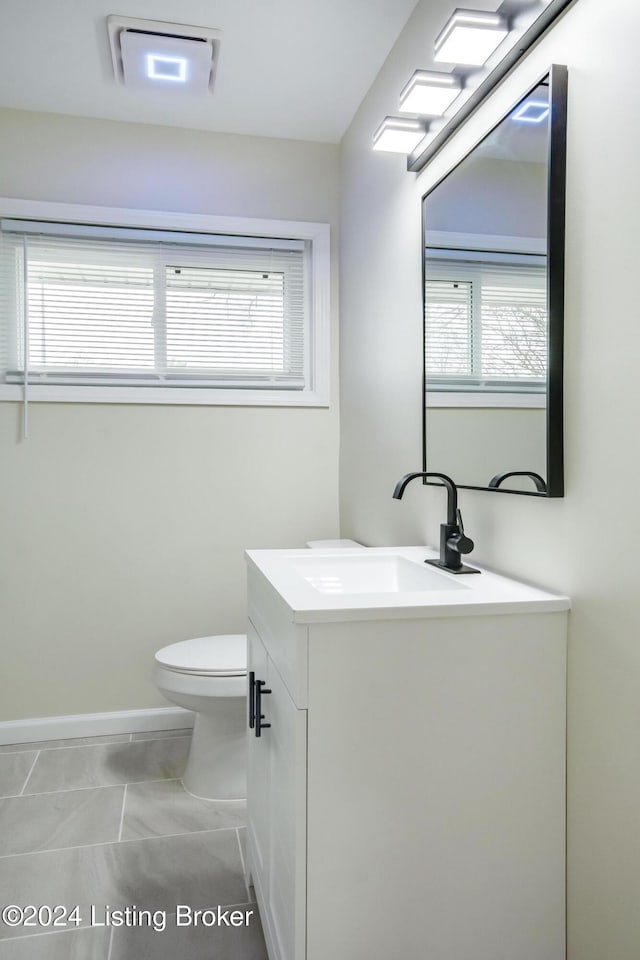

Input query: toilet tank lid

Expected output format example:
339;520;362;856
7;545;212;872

306;539;362;548
155;634;247;676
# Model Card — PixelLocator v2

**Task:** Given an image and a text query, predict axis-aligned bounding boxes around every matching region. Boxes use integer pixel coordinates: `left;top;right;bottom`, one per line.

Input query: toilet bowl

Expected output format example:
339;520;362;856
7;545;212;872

153;546;359;799
153;634;247;801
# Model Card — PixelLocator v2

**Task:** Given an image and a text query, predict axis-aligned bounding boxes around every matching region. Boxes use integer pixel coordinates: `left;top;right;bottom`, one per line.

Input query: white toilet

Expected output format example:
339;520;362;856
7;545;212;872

153;542;360;801
153;634;247;801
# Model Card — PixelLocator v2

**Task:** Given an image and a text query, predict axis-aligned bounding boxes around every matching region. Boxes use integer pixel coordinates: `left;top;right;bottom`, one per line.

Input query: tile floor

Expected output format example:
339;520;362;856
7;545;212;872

0;730;267;959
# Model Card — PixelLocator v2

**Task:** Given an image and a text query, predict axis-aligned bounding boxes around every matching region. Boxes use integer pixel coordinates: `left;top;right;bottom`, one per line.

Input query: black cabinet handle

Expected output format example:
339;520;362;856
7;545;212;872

255;680;272;738
248;671;256;729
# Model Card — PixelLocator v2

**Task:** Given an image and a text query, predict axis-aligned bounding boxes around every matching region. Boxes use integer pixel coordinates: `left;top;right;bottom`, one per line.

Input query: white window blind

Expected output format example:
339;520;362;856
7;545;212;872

425;257;547;392
423;279;473;376
0;223;307;391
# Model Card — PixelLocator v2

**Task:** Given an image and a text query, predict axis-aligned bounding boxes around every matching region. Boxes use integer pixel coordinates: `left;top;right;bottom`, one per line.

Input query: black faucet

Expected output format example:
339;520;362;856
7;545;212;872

488;470;547;493
392;472;480;575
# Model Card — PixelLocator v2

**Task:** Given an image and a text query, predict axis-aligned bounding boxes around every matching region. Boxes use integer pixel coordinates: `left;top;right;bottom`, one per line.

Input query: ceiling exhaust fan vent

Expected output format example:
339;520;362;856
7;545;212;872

107;15;222;94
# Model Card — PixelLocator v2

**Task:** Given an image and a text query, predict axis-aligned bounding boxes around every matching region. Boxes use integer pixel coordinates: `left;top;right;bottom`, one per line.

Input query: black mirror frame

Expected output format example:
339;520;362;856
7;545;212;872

421;64;568;498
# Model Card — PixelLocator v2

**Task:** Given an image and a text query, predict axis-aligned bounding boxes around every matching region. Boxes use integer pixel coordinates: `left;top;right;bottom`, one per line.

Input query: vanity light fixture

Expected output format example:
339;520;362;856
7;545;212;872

512;99;550;123
373;117;427;153
371;0;576;168
434;8;509;66
399;70;462;116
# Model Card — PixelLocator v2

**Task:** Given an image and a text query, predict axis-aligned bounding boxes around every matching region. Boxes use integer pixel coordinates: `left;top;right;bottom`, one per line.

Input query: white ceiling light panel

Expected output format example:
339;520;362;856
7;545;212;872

399;71;462;116
434;9;508;66
107;16;222;94
512;99;550;123
373;117;426;153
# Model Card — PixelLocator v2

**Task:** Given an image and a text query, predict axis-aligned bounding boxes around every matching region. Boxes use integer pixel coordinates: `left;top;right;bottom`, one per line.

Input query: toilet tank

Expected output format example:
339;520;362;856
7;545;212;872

306;539;362;549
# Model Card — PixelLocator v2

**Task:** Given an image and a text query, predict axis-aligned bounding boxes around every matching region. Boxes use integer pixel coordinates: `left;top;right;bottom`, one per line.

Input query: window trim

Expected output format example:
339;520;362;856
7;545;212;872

426;391;546;409
0;198;330;407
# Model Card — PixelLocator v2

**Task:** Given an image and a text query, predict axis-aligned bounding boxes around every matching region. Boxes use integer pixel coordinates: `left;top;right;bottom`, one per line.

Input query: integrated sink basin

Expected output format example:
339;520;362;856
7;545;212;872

246;546;571;622
289;554;465;595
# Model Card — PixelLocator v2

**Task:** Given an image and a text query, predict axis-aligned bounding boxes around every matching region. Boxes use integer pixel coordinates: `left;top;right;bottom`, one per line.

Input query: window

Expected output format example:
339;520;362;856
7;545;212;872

425;256;547;397
0;208;329;406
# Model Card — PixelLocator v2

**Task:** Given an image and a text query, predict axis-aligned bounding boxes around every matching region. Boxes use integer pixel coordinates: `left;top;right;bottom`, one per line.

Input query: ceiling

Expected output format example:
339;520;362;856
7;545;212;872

0;0;420;143
475;82;549;163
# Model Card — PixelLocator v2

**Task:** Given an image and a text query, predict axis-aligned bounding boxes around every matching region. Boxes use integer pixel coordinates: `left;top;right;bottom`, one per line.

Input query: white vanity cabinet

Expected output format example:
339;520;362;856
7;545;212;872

247;621;307;960
245;548;569;960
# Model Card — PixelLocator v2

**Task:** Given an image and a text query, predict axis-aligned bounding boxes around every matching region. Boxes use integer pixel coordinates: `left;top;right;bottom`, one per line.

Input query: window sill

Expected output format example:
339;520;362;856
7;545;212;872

426;391;545;409
0;384;329;407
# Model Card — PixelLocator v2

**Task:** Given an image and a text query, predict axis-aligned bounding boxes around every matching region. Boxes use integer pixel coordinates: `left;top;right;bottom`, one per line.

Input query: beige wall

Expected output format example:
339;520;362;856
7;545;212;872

0;107;340;719
339;1;640;958
426;407;546;489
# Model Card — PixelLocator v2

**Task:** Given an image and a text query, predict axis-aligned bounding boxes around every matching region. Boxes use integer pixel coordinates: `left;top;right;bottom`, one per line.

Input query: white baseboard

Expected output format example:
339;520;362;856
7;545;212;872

0;707;194;746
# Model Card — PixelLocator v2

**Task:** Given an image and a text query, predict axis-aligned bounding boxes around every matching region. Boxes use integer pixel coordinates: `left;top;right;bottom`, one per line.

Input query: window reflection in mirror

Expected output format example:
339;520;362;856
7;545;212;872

422;68;566;497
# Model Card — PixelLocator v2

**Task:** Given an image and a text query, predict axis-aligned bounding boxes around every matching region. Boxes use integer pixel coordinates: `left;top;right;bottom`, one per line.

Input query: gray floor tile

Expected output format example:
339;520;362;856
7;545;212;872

0;735;130;754
130;728;193;741
0;786;124;856
0;928;109;959
121;779;245;841
0;752;37;798
110;903;267;960
24;738;190;794
0;844;113;939
0;830;248;939
109;830;248;914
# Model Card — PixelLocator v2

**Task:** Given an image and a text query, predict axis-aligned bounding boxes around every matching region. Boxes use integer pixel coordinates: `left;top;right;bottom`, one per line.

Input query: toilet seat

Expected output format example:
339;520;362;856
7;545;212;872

155;634;246;677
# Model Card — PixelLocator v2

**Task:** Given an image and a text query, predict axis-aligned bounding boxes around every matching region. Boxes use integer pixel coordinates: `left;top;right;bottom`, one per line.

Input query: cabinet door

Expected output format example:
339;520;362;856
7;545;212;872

247;621;270;897
266;658;307;960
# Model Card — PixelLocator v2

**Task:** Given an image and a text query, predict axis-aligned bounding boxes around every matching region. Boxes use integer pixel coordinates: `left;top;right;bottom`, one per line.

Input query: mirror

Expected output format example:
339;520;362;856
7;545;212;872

422;65;567;497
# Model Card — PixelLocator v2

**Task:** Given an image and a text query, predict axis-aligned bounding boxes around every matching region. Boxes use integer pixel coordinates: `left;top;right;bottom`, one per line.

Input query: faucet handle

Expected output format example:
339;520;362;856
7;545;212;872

449;509;474;556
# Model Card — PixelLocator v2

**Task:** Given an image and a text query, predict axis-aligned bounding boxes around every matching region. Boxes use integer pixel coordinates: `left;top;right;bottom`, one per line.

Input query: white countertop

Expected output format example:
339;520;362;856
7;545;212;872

245;546;571;623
